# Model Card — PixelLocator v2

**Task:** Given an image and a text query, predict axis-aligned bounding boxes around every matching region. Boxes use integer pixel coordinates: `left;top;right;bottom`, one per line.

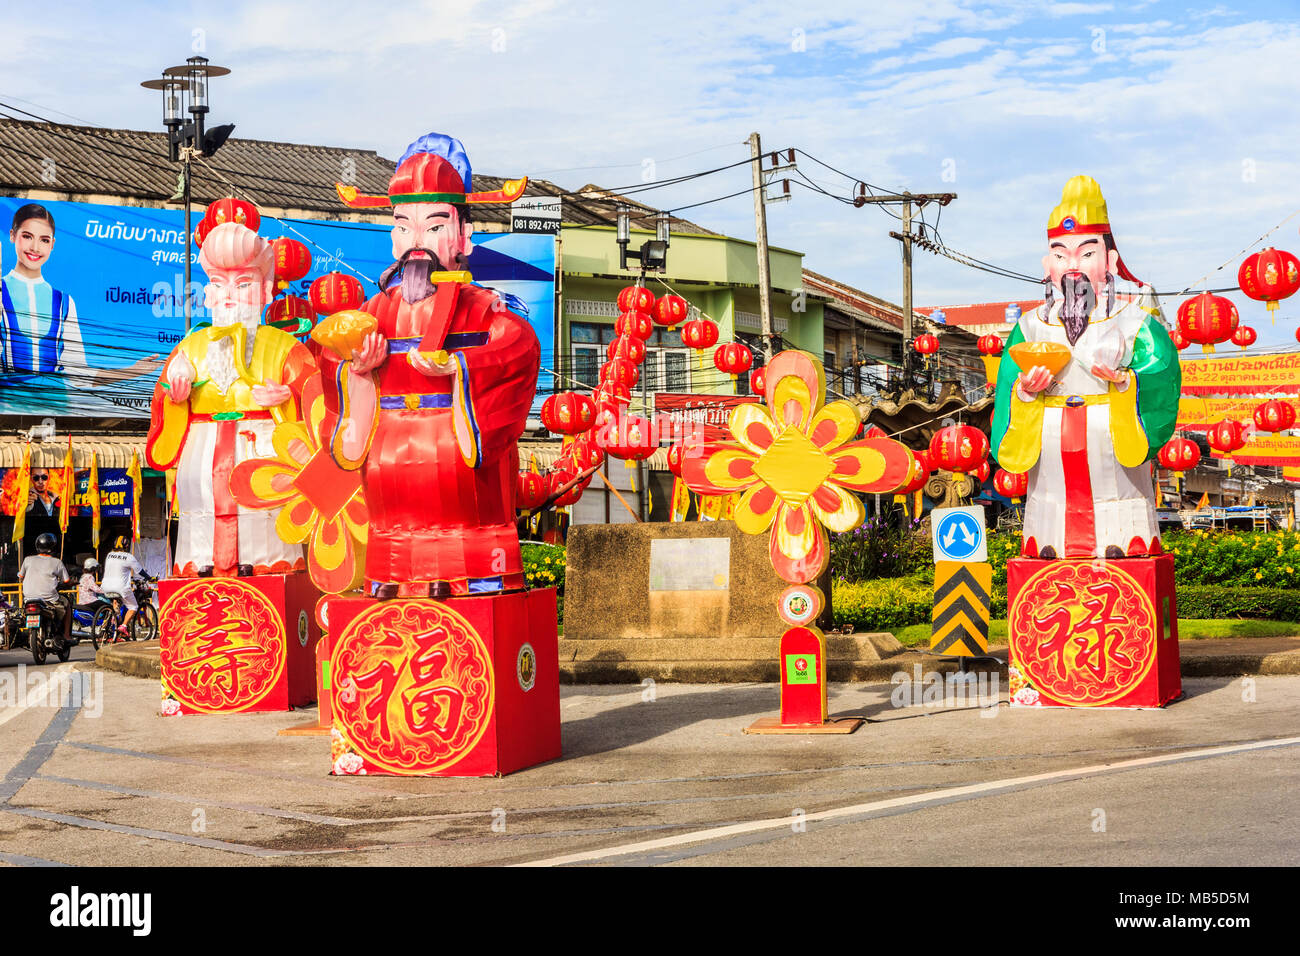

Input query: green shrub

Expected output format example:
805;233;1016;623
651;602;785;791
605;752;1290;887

1164;529;1300;588
521;542;566;592
829;516;931;582
832;576;933;630
1175;586;1300;621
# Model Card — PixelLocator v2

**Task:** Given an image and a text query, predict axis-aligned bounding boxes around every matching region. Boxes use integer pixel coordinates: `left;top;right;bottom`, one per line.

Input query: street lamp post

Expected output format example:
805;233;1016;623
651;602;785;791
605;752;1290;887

141;56;233;332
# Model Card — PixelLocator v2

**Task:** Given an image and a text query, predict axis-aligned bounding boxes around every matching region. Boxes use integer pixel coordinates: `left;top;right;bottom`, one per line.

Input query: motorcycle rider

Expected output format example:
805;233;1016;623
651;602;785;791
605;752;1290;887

101;535;145;640
76;557;103;614
18;532;70;642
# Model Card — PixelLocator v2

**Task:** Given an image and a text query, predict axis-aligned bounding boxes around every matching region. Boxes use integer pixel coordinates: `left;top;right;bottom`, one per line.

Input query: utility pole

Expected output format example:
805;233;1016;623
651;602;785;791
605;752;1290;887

749;132;775;361
182;154;192;332
854;189;956;393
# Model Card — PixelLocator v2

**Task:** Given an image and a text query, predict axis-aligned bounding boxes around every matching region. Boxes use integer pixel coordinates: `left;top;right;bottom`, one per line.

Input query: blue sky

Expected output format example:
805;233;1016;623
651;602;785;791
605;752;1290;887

3;0;1299;347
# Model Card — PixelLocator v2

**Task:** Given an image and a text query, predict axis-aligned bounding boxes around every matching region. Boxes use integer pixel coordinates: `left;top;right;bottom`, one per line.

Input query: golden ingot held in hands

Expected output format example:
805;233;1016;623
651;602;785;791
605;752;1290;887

311;309;378;360
1008;341;1071;377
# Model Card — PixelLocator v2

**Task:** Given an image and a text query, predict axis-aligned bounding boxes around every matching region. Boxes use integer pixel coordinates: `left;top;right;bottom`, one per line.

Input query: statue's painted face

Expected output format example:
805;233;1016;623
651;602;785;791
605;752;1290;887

390;201;473;270
205;268;271;327
1043;232;1118;294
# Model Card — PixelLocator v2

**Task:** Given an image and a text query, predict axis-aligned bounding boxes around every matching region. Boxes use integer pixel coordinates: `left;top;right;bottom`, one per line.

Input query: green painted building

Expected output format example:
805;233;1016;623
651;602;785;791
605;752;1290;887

552;220;824;405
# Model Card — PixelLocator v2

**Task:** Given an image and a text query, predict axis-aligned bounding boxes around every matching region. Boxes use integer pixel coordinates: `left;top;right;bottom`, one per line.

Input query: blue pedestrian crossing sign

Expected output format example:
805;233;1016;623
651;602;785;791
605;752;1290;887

931;506;987;563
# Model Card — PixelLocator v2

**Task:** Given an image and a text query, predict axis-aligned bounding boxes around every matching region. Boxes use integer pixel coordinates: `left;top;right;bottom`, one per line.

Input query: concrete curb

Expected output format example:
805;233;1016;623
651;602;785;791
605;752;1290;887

95;636;1300;684
96;639;161;680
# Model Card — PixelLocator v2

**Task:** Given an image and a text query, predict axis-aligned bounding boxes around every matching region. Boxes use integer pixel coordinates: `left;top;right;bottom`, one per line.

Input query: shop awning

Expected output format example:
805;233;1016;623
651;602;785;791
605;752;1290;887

0;434;150;469
518;440;673;472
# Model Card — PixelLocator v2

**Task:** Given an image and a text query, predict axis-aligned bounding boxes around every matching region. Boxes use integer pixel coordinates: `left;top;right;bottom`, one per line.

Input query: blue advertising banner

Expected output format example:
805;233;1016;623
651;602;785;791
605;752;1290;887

0;198;556;418
0;467;131;518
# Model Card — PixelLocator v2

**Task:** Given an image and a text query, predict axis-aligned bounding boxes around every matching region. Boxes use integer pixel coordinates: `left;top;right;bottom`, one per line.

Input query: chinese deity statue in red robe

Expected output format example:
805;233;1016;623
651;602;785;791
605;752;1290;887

317;132;536;599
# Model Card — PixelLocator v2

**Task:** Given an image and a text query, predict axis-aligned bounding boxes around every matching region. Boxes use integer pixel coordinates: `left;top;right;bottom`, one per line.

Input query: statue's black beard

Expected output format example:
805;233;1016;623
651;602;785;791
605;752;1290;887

380;249;449;303
1043;271;1115;345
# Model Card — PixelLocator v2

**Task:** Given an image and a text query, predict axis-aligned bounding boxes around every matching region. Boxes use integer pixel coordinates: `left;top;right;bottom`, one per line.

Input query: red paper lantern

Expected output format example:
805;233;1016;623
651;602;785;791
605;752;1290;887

271;237;312;287
971;460;991;484
915;449;935;473
894;457;929;497
607;334;647;366
540;392;596;435
265;295;316;333
993;469;1028;502
1157;437;1201;476
681;318;718;352
615;310;654;341
193;217;215;248
1238;247;1300;312
600;358;640;389
617;286;656;314
548;468;588;507
1230;325;1257;351
713;342;753;378
749;366;767;395
652;294;689;328
593;382;631;407
1177;293;1238;353
1253;399;1296;433
564;435;606;471
516;471;547;511
1171;329;1189;350
977;334;1003;356
913;333;940;356
666;443;687;478
592;400;622;433
595;414;657;461
928;424;989;476
1208;419;1246;457
205;198;260;231
309;271;366;316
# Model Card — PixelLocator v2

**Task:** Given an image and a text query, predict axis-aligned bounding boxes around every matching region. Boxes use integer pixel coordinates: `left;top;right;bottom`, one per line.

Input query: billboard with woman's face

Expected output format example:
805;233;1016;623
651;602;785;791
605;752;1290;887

0;198;556;419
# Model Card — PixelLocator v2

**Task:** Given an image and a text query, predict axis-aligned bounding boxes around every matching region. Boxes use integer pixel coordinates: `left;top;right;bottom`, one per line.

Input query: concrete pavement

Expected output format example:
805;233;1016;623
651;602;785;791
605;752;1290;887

1;648;1298;866
97;633;1300;683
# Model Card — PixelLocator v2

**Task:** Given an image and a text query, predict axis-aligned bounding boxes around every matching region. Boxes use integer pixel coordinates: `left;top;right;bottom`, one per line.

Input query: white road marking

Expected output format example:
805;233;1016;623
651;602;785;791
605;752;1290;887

516;734;1300;867
0;663;78;729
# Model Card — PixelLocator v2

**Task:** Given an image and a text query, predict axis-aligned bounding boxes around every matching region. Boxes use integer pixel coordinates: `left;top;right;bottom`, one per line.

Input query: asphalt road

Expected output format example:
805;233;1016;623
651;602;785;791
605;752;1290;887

0;652;1297;867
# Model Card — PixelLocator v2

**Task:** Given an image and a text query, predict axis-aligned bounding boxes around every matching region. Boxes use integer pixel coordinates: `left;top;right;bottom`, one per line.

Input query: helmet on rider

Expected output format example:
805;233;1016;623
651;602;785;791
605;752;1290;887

113;534;130;551
35;533;57;555
84;558;99;572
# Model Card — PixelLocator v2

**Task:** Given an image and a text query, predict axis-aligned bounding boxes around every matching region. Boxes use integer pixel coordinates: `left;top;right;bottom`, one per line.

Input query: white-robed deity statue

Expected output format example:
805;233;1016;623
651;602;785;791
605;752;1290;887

146;221;318;577
991;175;1180;561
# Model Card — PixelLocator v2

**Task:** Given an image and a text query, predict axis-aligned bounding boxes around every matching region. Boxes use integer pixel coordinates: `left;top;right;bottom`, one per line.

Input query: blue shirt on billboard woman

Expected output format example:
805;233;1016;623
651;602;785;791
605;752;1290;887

0;204;86;414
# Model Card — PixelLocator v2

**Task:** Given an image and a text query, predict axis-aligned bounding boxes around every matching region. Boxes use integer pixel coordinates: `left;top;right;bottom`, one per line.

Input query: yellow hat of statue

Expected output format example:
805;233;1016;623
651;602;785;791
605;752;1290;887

1047;175;1110;237
1046;175;1142;285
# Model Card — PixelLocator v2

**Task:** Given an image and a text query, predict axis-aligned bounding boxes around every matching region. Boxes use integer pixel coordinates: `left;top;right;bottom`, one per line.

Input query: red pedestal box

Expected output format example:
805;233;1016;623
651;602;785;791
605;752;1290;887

1007;555;1181;708
779;626;827;726
159;573;322;715
327;589;560;777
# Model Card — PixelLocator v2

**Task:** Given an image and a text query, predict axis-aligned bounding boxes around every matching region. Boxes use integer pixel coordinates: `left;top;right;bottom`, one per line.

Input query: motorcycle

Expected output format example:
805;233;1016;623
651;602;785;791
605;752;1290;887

24;598;74;665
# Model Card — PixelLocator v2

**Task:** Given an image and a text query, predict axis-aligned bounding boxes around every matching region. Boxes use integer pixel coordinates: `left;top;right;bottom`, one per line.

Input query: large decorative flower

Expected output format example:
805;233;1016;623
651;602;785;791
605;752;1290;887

230;376;368;593
682;350;913;583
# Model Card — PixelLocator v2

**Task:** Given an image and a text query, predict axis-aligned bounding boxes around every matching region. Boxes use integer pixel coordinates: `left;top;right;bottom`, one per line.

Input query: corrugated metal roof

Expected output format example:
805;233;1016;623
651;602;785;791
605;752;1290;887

0;434;147;469
0;118;714;233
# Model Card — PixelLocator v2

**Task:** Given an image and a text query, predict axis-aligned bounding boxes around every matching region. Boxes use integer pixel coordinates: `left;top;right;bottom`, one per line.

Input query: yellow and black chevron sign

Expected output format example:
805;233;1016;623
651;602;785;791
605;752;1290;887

931;561;991;656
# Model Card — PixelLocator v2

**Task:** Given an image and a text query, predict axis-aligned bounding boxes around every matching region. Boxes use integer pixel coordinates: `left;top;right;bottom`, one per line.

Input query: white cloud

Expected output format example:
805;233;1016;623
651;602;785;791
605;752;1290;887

912;36;993;61
1046;2;1114;15
3;0;1298;349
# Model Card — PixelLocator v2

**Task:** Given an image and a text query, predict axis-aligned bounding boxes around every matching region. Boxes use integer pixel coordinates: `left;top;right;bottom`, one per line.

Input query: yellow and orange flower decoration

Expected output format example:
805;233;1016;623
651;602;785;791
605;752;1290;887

682;351;913;583
229;377;368;593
